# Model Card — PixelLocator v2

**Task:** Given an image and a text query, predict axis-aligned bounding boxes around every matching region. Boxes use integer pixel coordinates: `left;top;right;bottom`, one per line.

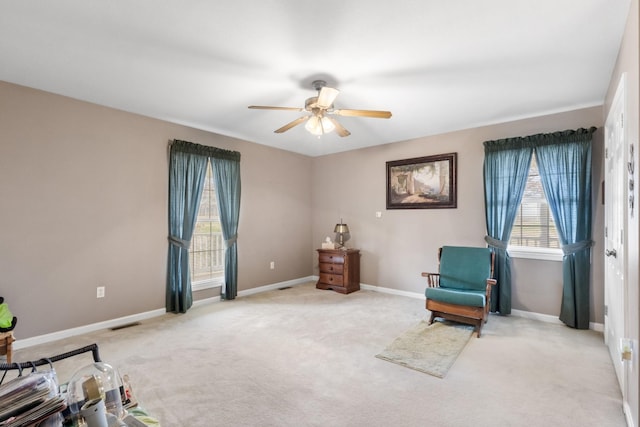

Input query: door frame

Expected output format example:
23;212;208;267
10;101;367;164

604;72;631;423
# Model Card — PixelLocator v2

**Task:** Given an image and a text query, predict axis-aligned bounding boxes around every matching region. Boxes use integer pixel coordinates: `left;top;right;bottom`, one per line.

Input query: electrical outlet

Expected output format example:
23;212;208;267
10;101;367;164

97;286;105;298
375;211;382;218
270;261;275;270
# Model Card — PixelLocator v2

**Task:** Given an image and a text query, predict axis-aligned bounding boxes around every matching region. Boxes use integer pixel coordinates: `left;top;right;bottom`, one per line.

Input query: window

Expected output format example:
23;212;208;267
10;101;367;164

508;156;562;261
189;162;225;289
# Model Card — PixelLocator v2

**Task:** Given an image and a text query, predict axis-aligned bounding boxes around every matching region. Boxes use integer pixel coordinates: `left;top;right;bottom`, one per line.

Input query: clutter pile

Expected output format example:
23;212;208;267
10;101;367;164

0;344;159;427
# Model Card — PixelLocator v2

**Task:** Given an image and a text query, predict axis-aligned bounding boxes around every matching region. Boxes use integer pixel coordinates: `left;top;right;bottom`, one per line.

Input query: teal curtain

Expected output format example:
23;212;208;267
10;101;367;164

535;128;595;329
167;140;241;311
211;155;241;300
483;139;533;314
166;141;208;313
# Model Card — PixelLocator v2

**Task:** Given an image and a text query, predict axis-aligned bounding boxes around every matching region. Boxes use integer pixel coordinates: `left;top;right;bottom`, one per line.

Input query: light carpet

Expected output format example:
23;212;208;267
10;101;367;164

375;320;474;378
7;283;626;427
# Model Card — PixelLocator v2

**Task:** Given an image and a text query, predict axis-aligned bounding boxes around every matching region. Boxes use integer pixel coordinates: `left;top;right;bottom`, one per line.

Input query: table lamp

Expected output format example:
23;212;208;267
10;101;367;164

334;220;350;248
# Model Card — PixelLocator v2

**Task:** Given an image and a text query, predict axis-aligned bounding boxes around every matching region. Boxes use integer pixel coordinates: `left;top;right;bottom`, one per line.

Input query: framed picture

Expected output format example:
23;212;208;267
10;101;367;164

386;152;457;209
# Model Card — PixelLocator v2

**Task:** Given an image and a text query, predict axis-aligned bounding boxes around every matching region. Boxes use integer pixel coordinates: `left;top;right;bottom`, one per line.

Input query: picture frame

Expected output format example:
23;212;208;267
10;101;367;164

386;152;457;209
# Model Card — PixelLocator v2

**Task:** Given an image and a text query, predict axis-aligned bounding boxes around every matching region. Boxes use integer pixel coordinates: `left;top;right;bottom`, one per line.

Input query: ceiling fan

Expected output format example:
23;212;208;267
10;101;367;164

248;80;392;137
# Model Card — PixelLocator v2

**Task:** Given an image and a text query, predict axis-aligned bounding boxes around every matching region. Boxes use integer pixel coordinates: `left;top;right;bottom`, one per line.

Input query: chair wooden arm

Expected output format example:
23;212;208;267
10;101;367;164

484;278;497;317
485;278;497;297
421;272;440;288
485;278;497;293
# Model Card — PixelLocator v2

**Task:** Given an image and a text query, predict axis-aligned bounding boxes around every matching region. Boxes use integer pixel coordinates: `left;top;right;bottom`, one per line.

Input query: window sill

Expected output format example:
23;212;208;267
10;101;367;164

192;280;224;292
508;246;563;262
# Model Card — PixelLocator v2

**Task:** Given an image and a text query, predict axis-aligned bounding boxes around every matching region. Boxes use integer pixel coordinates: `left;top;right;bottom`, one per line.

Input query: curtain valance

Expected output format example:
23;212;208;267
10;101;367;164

172;139;241;161
483;127;597;152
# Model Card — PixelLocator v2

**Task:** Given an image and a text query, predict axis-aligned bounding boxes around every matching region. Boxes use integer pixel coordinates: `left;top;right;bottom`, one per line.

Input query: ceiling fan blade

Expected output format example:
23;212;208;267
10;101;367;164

326;117;351;137
248;105;304;111
274;116;309;133
317;87;340;109
333;109;392;119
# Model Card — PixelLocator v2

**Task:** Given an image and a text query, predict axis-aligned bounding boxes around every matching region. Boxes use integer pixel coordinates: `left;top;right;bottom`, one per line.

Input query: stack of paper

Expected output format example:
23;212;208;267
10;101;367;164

0;372;65;427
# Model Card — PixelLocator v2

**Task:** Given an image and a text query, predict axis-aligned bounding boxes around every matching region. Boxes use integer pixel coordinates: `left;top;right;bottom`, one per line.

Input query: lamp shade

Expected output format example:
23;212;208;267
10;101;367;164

334;221;350;247
317;87;339;108
305;115;335;136
334;223;350;234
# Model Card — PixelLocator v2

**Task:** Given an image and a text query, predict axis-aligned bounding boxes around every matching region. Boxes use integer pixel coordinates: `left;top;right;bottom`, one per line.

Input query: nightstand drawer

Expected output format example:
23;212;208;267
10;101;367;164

319;262;344;274
319;253;345;264
319;273;344;286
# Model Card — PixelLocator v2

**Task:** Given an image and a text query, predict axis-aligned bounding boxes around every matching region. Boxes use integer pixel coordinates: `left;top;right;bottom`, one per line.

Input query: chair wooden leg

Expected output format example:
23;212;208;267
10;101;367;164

0;332;14;364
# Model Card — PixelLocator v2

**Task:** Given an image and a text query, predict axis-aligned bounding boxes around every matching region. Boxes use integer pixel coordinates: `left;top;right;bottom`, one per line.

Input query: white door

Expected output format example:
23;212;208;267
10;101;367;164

604;74;628;407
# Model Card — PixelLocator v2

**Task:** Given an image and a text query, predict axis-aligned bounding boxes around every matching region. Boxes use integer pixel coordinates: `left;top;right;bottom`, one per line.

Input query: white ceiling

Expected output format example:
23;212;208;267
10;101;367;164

0;1;631;157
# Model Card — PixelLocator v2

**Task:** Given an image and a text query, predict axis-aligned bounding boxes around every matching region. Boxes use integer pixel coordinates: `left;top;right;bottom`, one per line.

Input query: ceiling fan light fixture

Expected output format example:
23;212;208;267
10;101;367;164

317;87;339;109
305;115;335;136
248;78;391;137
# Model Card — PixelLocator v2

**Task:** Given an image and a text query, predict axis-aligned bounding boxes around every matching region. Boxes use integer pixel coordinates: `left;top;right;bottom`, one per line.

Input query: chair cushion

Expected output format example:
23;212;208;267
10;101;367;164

425;287;486;307
439;246;492;291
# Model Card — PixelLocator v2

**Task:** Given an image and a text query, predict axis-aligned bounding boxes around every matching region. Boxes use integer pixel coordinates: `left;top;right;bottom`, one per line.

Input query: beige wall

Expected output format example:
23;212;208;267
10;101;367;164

0;80;609;342
311;107;605;321
604;0;639;424
0;81;312;339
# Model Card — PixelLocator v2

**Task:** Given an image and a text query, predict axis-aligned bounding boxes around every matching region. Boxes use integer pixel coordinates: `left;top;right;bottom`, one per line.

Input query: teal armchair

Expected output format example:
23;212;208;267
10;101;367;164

422;246;497;337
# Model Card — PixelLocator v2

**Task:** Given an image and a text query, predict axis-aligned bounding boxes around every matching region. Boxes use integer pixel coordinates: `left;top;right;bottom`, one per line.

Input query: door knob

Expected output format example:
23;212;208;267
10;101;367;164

606;249;617;258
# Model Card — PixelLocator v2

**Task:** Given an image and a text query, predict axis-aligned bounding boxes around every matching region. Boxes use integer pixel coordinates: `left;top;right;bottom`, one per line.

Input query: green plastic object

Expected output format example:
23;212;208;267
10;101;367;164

0;303;13;329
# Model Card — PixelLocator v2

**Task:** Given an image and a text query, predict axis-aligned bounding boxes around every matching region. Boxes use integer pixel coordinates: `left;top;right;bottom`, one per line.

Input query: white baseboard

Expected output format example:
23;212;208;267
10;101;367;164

360;283;424;299
510;309;604;332
510;309;564;326
238;276;316;297
624;401;635;427
191;276;316;307
13;276;603;349
361;282;604;332
13;308;167;350
14;277;316;350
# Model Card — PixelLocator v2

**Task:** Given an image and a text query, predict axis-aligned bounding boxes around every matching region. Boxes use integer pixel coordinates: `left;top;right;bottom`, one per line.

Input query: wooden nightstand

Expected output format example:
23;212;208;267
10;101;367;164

316;248;360;294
